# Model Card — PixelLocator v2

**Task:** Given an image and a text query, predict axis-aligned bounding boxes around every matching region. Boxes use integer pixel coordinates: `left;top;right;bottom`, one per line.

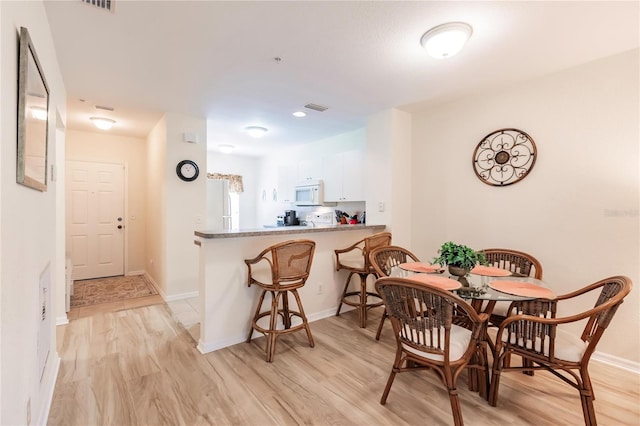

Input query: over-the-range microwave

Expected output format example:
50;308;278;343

295;180;324;206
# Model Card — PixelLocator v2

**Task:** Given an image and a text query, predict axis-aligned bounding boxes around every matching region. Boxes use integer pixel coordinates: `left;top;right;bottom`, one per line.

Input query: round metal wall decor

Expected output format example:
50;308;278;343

472;128;537;186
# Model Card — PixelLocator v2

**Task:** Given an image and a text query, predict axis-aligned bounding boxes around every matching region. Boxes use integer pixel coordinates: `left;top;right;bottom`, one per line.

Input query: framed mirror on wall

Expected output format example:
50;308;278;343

17;26;49;192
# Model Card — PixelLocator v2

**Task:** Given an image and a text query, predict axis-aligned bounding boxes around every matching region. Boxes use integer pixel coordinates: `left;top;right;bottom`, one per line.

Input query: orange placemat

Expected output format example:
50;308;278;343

407;274;462;290
489;281;556;299
471;265;512;277
399;262;442;273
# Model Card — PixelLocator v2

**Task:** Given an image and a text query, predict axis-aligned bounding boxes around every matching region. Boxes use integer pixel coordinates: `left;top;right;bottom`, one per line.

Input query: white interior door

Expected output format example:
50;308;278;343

66;160;124;280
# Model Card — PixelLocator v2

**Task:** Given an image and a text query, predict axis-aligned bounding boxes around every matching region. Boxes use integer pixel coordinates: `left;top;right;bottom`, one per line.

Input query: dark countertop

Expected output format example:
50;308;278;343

195;224;386;239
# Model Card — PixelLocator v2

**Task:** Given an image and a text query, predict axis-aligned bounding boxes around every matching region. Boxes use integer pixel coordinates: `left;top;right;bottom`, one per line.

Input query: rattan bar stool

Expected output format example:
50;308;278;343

334;232;391;328
245;239;316;362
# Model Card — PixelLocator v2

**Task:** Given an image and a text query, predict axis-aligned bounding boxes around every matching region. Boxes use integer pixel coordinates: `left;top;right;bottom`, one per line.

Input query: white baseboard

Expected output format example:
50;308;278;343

307;307;336;323
38;351;60;426
197;336;246;354
126;270;146;276
55;315;69;326
592;351;640;374
165;291;199;302
142;272;198;302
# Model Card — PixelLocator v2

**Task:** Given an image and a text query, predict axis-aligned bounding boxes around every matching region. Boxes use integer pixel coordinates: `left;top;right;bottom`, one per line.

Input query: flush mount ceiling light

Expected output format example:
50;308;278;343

30;106;47;121
90;116;116;130
245;126;268;138
420;22;473;59
219;144;235;154
293;111;306;118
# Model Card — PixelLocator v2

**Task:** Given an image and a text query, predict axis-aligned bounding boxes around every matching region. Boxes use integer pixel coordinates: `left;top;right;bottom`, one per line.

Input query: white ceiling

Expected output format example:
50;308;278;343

44;1;639;157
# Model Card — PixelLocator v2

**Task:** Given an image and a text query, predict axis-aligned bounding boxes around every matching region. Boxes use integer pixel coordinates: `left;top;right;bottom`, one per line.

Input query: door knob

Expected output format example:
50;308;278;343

117;225;123;229
117;217;123;221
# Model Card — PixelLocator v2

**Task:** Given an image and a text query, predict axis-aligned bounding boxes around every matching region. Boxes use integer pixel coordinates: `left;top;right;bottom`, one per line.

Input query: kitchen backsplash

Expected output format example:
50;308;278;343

287;202;366;226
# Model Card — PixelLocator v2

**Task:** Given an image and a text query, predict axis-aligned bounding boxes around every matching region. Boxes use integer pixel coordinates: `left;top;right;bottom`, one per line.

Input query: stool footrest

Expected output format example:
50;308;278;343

341;292;383;309
252;310;306;334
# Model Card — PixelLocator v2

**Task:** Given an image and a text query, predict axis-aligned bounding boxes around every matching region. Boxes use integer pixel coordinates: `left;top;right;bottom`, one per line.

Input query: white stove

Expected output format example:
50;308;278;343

304;212;335;226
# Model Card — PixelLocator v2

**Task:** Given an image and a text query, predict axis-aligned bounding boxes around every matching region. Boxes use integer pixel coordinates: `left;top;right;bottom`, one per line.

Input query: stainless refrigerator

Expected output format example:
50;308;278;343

206;179;232;230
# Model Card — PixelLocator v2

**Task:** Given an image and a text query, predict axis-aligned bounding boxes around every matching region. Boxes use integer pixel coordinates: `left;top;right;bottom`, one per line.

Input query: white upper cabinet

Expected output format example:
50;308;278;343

297;158;323;182
341;150;365;200
323;149;365;202
277;163;297;203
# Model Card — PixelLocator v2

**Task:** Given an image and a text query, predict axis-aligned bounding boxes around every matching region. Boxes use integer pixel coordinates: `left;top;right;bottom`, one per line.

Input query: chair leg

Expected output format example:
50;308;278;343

265;291;281;363
247;289;267;343
335;272;356;316
380;369;397;405
291;289;314;348
475;341;490;400
580;367;597;425
522;357;535;376
488;351;505;406
375;308;387;341
359;273;367;328
282;291;291;329
381;349;403;404
447;387;464;426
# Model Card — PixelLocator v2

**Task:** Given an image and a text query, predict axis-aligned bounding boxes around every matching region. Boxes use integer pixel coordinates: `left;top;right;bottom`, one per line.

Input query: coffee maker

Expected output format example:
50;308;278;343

284;210;299;226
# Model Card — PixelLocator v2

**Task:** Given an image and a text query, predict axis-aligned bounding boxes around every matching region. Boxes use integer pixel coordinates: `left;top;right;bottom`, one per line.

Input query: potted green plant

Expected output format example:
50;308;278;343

433;241;487;286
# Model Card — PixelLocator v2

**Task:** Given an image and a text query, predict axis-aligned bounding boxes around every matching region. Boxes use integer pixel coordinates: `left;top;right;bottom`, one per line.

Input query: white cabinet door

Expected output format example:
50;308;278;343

341;150;365;201
277;164;297;203
323;153;343;202
322;150;365;202
297;158;323;182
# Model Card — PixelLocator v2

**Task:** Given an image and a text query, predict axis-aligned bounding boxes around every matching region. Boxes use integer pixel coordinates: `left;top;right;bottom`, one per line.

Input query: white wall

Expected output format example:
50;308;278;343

206;151;259;228
164;113;207;298
146;113;207;299
365;109;413;247
66;129;147;274
0;1;67;423
411;49;639;363
145;116;167;293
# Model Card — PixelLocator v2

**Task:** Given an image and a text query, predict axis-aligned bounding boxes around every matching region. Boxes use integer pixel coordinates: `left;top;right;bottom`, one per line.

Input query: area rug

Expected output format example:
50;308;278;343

71;274;158;308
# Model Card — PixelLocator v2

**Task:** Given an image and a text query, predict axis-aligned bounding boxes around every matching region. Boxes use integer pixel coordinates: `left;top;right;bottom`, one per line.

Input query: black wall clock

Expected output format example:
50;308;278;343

176;160;199;182
472;128;537;186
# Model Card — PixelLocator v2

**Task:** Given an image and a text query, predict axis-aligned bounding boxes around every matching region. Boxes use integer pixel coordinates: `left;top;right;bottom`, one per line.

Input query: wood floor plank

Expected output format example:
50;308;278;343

49;304;640;426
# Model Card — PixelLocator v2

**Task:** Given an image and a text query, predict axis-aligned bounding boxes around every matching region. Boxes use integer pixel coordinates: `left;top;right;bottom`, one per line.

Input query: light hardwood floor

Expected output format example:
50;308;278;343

49;304;640;426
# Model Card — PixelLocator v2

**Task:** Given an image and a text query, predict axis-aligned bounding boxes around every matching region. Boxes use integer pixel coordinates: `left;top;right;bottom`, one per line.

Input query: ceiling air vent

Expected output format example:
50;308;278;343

304;103;328;112
95;105;114;111
81;0;114;12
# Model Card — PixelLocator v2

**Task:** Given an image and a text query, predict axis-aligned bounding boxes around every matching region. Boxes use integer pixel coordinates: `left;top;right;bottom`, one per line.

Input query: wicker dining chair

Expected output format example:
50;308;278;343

481;248;543;326
375;277;489;426
335;232;392;328
480;248;545;374
245;239;316;362
369;245;421;340
488;276;632;426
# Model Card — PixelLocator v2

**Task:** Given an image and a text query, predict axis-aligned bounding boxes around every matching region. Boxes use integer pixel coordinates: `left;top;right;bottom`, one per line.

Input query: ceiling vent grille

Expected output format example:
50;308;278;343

81;0;114;12
95;105;114;111
304;103;328;112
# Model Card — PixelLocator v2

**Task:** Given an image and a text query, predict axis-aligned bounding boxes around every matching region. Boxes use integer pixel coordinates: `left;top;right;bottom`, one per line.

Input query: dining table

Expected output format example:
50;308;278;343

389;262;554;400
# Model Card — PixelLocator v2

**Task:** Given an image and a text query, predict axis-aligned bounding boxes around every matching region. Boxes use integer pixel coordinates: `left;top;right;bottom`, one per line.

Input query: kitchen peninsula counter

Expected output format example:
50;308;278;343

194;223;386;354
195;223;385;239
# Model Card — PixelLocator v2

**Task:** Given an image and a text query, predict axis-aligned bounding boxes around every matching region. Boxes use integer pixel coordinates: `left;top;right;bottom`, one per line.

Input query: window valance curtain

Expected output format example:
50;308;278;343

207;173;244;193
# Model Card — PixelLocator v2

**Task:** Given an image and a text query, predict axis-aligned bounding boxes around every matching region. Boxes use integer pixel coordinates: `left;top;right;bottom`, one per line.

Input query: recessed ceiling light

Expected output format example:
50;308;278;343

90;116;116;130
420;22;472;59
30;106;47;121
219;144;234;154
245;126;268;138
293;111;306;118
